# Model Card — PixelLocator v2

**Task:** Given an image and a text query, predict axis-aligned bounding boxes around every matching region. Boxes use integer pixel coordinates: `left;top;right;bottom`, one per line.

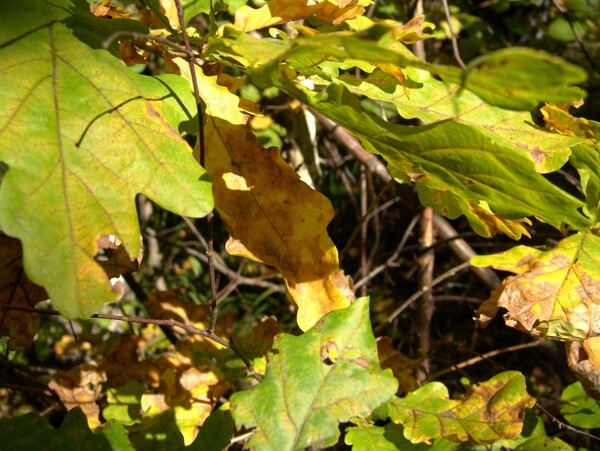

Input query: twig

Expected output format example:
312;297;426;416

416;206;435;376
428;340;542;380
174;0;219;334
432;215;500;290
0;304;261;381
536;402;600;442
101;31;198;59
385;261;471;324
441;0;466;68
354;213;420;290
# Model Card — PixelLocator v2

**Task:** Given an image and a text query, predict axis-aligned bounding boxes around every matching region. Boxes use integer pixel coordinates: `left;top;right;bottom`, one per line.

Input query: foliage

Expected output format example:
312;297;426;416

1;0;599;449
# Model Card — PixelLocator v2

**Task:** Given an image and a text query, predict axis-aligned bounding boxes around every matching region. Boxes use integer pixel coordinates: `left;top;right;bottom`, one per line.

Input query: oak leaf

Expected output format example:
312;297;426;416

231;298;398;450
385;371;536;444
0;0;213;320
474;233;600;340
204;117;353;330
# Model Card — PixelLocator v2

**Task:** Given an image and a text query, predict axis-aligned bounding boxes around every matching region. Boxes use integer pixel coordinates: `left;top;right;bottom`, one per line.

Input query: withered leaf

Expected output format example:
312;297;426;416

474;232;600;340
0;234;48;349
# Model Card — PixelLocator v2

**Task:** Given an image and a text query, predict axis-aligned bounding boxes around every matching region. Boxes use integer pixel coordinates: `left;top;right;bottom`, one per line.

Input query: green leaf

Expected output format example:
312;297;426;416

0;408;134;450
338;68;581;173
473;233;600;340
385;371;536;444
461;48;587;110
277;82;588;236
514;437;574;451
189;405;234;451
230;297;398;450
0;0;213;319
345;423;454;450
560;382;600;429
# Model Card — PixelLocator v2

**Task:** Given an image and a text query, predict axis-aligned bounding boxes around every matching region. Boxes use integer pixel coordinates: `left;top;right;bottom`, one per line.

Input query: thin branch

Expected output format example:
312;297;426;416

1;304;261;381
441;0;466;68
428;340;542;380
101;31;197;59
174;0;219;334
385;261;471;324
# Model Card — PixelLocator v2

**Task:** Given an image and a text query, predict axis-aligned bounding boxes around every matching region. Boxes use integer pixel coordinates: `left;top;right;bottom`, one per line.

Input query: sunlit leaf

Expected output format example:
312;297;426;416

0;408;134;450
233;0;368;32
339;68;581;173
345;423;443;450
204;116;353;330
230;298;398;450
385;371;536;444
274;82;588;235
474;233;600;340
461;48;587;110
48;363;108;429
0;234;47;349
0;0;213;319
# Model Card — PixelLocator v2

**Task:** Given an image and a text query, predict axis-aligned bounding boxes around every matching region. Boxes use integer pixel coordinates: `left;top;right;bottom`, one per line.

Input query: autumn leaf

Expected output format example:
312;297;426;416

567;339;600;401
0;0;213;319
384;371;536;444
233;0;369;32
474;232;600;340
230;298;398;450
49;363;108;429
0;235;47;349
204;116;353;330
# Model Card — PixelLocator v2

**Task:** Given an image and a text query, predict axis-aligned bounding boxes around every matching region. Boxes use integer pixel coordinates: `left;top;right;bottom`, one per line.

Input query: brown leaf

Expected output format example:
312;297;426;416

204;117;353;330
49;362;107;428
377;336;420;393
0;234;48;349
567;339;600;401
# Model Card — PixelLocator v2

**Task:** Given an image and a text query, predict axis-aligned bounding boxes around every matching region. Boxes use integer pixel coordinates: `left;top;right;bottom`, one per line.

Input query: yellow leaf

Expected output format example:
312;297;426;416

473;232;600;340
233;0;367;32
204;117;353;330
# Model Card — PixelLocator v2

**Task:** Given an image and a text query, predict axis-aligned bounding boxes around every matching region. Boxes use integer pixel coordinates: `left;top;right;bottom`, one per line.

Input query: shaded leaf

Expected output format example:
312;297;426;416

230;297;398;450
189;405;235;451
461;48;587;111
385;371;536;444
514;437;574;451
567;339;600;401
377;336;420;394
0;234;47;349
0;408;134;450
560;381;600;428
474;233;600;340
204;117;353;330
0;0;213;319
